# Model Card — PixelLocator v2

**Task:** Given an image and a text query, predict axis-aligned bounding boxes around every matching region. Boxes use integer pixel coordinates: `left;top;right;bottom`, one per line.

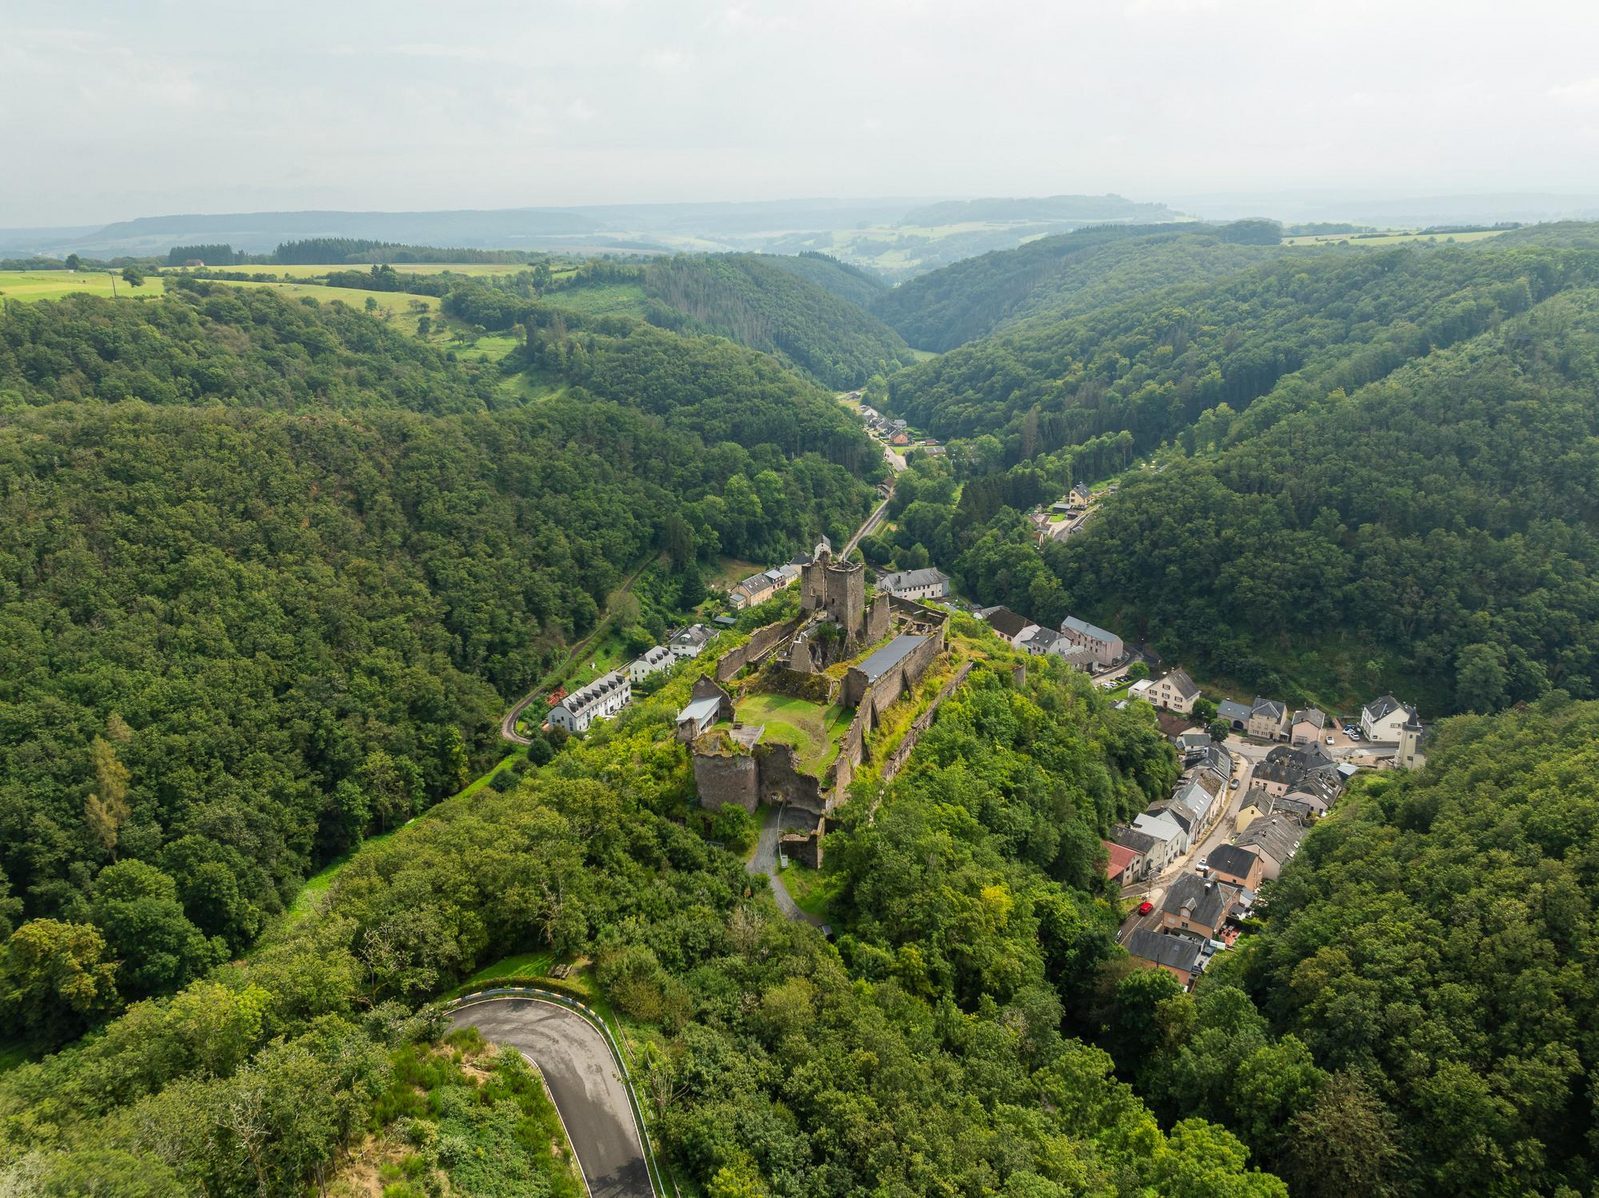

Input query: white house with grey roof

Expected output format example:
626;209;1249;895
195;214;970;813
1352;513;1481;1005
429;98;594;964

548;670;631;734
875;567;950;601
626;645;675;684
1148;668;1200;714
1361;695;1417;742
668;624;715;660
1247;696;1289;740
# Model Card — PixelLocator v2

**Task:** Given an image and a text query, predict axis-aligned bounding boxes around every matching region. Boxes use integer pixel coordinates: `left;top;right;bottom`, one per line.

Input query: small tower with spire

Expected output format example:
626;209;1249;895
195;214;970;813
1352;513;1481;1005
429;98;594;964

1396;708;1425;770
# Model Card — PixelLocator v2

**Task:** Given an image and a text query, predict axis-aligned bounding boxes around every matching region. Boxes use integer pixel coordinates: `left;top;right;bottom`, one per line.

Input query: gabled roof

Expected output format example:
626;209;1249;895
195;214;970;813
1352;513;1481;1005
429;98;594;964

1206;843;1261;880
1250;696;1286;721
1217;699;1252;723
1102;840;1142;880
877;567;949;593
1161;669;1200;699
1292;707;1327;729
1112;825;1160;855
984;607;1037;639
1162;873;1239;927
670;623;714;648
1127;928;1202;974
1024;627;1062;654
559;670;629;713
1060;615;1119;643
1133;811;1184;844
1237;814;1303;865
631;645;673;668
1363;694;1415;722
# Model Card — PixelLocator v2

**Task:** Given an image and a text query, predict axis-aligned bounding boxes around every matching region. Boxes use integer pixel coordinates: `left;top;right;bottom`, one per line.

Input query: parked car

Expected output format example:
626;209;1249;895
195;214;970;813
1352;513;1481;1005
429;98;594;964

1326;735;1336;745
1229;777;1240;789
1137;900;1153;916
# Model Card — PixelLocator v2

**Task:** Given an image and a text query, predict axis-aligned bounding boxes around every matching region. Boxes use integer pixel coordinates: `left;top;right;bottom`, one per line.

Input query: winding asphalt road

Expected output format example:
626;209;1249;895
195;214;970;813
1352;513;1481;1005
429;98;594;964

449;996;653;1198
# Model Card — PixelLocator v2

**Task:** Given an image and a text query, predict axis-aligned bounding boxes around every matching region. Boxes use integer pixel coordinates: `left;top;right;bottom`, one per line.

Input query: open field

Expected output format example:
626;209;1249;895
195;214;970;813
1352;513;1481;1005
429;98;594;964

540;281;650;318
453;332;522;362
205;278;439;333
735;692;852;773
1282;229;1508;247
0;270;168;301
181;262;538;279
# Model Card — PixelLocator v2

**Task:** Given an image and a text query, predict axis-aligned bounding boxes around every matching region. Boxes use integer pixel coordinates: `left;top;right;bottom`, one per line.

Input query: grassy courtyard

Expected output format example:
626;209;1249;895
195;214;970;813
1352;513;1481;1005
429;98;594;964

735;691;853;774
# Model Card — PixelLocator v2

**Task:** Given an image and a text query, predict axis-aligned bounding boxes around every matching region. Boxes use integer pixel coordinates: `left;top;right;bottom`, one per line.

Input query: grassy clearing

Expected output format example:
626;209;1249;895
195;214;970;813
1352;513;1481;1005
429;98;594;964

540;282;649;318
777;864;840;921
459;950;557;989
453;332;522;363
0;270;168;301
709;556;765;591
206;279;438;334
735;692;852;773
1282;229;1508;247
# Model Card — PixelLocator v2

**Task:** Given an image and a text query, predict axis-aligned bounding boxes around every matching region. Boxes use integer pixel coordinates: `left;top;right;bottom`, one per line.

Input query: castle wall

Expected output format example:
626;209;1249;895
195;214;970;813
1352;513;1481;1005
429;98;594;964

780;821;824;869
880;662;974;784
866;593;891;642
693;751;758;813
715;616;805;682
754;743;826;814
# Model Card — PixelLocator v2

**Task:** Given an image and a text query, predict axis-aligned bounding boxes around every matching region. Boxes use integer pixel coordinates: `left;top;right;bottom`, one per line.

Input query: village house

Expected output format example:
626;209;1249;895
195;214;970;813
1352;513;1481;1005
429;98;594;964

1361;694;1418;742
1290;707;1328;746
1236;814;1304;880
981;606;1041;647
547;670;632;734
626;645;675;684
1102;840;1143;884
1235;788;1272;833
1058;615;1124;667
1133;809;1190;860
876;567;951;601
1110;826;1162;883
1126;928;1204;988
1147;668;1200;714
668;624;715;660
729;567;792;611
1217;698;1252;732
1071;481;1092;507
1205;843;1266;890
1246;696;1289;740
1161;873;1241;941
1020;626;1066;657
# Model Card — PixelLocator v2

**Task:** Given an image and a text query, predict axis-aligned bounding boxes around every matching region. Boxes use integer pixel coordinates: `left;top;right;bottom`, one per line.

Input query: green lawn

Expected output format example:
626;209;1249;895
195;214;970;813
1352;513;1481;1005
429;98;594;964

1282;229;1507;247
459;950;557;989
735;692;852;773
0;270;167;301
539;282;649;318
454;332;522;363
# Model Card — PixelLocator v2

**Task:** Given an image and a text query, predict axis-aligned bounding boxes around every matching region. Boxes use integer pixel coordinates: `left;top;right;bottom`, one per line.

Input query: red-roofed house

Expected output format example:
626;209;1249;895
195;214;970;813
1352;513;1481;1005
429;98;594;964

1102;840;1142;883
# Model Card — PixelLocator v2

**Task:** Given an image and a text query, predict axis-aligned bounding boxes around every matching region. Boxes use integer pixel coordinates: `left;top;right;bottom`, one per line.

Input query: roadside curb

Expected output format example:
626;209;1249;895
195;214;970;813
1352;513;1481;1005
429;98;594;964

444;986;677;1198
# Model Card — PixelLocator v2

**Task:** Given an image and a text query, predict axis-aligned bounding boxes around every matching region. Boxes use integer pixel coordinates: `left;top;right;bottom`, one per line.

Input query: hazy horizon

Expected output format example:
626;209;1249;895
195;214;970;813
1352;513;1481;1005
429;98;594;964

5;0;1599;228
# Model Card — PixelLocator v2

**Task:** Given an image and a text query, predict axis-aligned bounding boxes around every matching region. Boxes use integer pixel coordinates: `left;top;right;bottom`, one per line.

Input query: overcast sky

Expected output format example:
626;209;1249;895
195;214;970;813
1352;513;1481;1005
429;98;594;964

4;0;1599;227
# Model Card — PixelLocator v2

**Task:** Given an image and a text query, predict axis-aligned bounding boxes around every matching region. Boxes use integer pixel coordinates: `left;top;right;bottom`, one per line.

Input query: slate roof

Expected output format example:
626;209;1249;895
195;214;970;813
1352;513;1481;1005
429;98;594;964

1162;669;1200;699
1251;696;1287;721
677;696;722;725
854;635;927;683
1363;694;1409;722
1218;699;1253;724
1112;825;1161;855
984;607;1037;640
1127;929;1203;974
1060;615;1119;643
1292;707;1327;730
560;670;629;713
1162;873;1239;928
877;567;949;594
1237;814;1304;865
1206;843;1261;880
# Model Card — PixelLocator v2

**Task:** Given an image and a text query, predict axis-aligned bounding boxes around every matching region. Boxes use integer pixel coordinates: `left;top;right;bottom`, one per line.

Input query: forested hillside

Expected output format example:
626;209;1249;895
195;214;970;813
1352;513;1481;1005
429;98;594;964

758;250;889;310
0;643;1286;1196
1054;289;1599;709
1124;695;1599;1197
872;223;1287;351
642;253;912;388
0;288;874;1020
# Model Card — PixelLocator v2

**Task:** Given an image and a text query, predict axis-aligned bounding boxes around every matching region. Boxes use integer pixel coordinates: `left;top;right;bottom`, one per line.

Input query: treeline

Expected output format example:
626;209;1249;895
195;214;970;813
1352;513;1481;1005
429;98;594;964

0;290;875;1023
0;644;1286;1195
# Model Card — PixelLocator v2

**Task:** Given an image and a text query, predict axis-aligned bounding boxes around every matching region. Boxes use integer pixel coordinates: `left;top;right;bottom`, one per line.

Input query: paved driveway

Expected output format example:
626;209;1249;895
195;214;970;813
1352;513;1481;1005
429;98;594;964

449;997;653;1198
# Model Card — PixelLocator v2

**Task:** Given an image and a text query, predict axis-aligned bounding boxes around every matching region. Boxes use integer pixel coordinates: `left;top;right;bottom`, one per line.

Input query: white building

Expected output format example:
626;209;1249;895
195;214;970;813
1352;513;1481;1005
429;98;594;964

1148;669;1200;714
1361;695;1417;743
548;671;632;734
669;624;715;660
626;645;675;684
875;567;951;601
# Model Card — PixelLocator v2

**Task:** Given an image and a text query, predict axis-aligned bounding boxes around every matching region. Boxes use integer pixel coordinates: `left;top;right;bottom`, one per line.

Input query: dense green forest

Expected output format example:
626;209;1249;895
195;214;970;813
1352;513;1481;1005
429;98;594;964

758;250;889;311
0;645;1287;1196
1128;695;1599;1197
642;253;912;388
871;224;1289;351
0;288;874;1023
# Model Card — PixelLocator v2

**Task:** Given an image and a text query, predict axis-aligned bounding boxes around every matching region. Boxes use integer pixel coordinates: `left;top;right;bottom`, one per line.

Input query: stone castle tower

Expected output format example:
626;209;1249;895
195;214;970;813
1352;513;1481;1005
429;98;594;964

1396;712;1426;770
801;548;865;636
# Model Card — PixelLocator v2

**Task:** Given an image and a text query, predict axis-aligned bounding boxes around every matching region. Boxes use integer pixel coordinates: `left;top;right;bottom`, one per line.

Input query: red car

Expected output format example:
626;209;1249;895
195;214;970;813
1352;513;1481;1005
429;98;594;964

1137;900;1154;916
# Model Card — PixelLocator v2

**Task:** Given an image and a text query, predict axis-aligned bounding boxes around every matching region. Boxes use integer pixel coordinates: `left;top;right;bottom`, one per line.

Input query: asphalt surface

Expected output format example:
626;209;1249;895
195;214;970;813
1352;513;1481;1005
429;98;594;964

449;997;653;1198
748;805;823;926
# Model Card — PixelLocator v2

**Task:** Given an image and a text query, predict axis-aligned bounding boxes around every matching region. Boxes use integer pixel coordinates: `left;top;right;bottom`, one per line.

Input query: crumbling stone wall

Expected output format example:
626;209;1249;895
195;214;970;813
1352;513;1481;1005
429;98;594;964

715;616;805;681
780;821;824;869
693;750;757;812
881;662;975;783
754;742;826;813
